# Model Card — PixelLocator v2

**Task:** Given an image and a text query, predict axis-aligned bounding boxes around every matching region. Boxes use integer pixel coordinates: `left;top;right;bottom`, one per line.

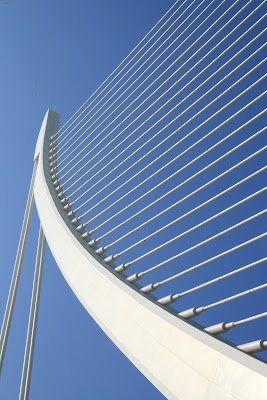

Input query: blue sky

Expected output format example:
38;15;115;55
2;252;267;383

0;0;266;399
0;1;174;399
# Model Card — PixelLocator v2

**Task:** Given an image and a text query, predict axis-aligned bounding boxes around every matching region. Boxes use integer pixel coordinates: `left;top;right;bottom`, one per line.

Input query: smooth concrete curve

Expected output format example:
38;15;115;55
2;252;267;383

34;110;267;400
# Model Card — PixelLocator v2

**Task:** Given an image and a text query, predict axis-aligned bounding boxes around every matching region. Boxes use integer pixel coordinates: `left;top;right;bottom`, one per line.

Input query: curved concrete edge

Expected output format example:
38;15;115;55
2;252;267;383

34;110;267;400
34;109;53;161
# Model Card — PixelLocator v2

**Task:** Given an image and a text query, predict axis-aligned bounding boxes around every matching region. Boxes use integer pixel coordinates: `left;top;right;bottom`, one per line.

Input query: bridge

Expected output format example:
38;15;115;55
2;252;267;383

0;1;266;399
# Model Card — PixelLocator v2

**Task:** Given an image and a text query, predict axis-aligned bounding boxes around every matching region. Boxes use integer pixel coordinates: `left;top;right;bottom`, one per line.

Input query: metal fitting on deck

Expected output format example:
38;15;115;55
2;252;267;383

88;238;101;246
205;322;232;335
157;294;177;306
237;339;267;353
96;246;109;255
104;254;119;263
76;222;86;231
115;263;131;273
72;217;81;224
179;307;203;319
127;272;144;283
81;230;94;239
55;185;63;192
67;210;76;217
141;283;160;294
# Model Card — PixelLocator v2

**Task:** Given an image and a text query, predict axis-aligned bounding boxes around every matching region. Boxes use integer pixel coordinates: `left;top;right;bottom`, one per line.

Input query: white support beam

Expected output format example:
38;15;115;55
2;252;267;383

0;161;37;376
19;226;46;400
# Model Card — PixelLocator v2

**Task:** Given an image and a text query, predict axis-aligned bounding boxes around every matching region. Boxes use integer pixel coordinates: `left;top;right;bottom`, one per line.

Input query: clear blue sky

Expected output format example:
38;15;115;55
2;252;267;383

0;1;174;399
0;1;266;399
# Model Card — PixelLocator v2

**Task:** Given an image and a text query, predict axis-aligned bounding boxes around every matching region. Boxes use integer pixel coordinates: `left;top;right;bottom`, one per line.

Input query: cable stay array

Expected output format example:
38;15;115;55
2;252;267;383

48;0;266;356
